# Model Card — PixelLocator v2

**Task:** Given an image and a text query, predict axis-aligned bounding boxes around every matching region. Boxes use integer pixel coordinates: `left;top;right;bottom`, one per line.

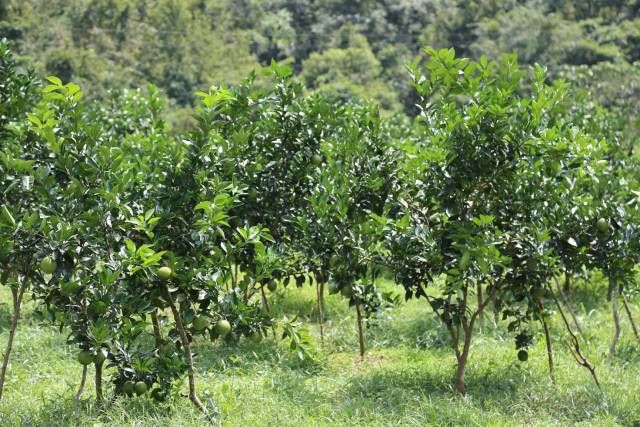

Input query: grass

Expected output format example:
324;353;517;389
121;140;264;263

0;279;639;426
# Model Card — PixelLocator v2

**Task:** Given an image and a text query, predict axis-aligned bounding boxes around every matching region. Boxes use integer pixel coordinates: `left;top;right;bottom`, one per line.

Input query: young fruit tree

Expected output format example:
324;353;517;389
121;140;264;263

380;48;607;393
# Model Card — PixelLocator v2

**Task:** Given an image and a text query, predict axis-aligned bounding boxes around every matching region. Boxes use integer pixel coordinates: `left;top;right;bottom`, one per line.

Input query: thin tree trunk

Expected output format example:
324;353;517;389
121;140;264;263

164;288;207;414
455;347;469;394
550;288;601;389
356;304;365;361
541;315;555;384
94;360;104;403
622;294;640;340
563;271;571;294
317;281;325;345
608;278;621;362
260;285;270;313
151;310;163;347
476;282;484;328
555;278;587;345
74;365;87;401
455;320;475;395
0;281;27;401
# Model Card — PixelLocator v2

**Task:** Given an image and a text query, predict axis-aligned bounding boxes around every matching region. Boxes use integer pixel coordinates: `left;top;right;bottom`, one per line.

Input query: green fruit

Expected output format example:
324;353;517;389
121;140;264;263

150;388;166;401
62;281;81;295
122;381;135;396
134;381;147;395
517;349;529;362
88;301;108;317
192;316;209;331
597;218;609;233
267;280;277;292
526;258;537;273
40;257;57;275
77;350;94;366
248;332;262;343
311;154;323;165
328;281;340;295
340;285;353;298
158;266;172;281
214;319;231;336
94;350;107;364
532;287;545;300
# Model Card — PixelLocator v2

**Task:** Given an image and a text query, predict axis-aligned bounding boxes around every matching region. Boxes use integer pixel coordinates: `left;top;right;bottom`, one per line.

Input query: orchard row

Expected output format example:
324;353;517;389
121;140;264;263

1;42;638;415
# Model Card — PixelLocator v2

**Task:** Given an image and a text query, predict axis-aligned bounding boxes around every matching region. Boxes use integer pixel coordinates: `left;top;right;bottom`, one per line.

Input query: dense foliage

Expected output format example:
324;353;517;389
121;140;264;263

1;8;639;419
3;0;640;126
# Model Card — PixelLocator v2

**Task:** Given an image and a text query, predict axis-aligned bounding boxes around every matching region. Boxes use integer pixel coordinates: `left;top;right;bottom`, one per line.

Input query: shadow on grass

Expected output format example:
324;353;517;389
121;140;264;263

193;336;325;375
369;315;452;351
0;393;183;427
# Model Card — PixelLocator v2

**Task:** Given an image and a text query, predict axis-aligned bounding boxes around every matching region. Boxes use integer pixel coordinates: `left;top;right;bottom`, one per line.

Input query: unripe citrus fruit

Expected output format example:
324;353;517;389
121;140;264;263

77;350;94;366
158;266;172;281
214;319;231;336
267;280;277;292
134;381;147;395
192;316;209;331
517;349;528;362
597;218;609;233
40;257;57;274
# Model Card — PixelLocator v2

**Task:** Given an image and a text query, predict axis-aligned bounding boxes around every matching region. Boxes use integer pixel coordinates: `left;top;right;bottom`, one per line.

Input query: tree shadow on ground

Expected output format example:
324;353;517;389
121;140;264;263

0;393;187;427
193;336;325;375
369;314;452;351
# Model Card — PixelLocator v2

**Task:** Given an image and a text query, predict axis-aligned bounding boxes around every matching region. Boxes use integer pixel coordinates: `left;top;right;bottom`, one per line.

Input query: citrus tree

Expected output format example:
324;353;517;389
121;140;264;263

0;40;45;399
380;48;606;393
294;101;399;358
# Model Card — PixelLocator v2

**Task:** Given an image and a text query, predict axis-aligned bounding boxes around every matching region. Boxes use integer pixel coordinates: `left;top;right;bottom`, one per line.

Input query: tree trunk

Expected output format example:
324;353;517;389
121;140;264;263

151;310;163;347
260;285;270;313
74;365;87;401
455;352;468;394
356;304;365;361
622;294;640;341
476;283;484;328
556;279;588;345
608;278;621;361
164;288;207;413
542;315;555;383
563;271;571;294
0;282;27;401
455;327;473;395
94;360;104;403
316;281;325;345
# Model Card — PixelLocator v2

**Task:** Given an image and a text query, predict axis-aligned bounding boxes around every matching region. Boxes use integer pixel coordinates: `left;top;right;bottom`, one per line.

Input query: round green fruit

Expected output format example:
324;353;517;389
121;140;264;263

532;287;545;300
267;280;277;292
596;218;609;233
88;301;108;317
150;388;166;401
517;349;529;362
340;285;353;298
94;350;107;364
158;266;172;281
214;319;231;336
526;258;537;273
248;332;262;343
192;316;209;331
311;154;323;165
134;381;148;395
328;281;340;295
77;350;94;366
40;257;57;275
122;381;135;396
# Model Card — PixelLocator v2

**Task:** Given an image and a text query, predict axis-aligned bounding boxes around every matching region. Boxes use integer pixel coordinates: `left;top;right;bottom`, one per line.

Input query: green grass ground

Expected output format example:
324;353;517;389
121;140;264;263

0;279;638;426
